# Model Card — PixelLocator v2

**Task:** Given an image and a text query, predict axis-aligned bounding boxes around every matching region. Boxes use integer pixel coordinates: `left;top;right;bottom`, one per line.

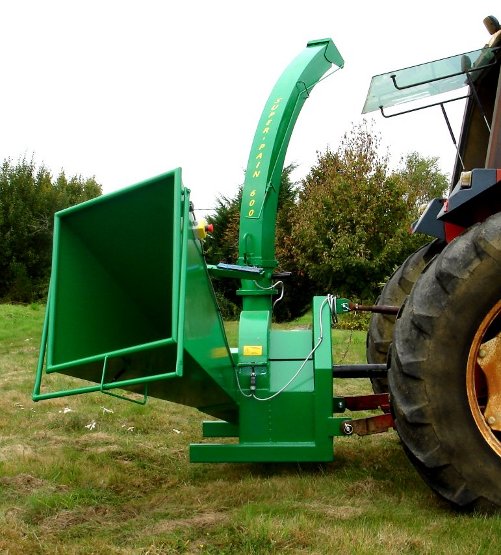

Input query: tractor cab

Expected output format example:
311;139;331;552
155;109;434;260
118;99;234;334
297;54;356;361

363;16;501;242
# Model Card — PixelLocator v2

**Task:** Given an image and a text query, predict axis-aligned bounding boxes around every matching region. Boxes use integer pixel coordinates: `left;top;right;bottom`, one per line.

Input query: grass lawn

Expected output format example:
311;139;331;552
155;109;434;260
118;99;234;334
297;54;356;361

0;304;500;554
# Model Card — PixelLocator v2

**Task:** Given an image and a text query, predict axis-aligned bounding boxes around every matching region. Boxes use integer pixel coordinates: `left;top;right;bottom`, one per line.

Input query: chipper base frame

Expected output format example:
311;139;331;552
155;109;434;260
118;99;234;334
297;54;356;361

191;298;349;462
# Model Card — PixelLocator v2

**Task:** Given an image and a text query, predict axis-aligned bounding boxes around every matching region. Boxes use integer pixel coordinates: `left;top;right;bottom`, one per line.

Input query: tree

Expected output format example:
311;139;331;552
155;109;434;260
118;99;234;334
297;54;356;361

0;157;102;302
395;151;449;211
205;123;449;316
272;164;316;321
291;122;448;301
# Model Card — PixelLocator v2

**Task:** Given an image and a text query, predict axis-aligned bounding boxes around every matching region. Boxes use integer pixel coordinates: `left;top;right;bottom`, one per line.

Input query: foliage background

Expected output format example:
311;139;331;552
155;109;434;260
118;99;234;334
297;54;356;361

0;157;102;303
0;123;447;316
206;122;448;321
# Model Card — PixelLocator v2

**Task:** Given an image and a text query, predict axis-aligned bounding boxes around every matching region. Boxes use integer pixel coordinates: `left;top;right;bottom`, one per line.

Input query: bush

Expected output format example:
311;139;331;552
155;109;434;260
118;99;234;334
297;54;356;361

213;289;241;320
0;157;102;302
335;310;370;331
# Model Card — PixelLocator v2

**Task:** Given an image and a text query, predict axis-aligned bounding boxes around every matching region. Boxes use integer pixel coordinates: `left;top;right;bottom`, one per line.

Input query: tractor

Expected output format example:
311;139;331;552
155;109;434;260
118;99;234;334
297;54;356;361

34;17;501;511
365;15;501;510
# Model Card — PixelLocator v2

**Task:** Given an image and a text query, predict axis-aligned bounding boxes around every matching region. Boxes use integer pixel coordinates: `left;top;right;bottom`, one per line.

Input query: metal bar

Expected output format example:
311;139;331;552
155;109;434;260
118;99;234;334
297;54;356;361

348;302;399;315
45;337;176;373
465;72;492;133
100;356;149;403
389;54;498;91
332;364;387;378
440;103;465;170
174;188;191;378
343;393;390;411
350;413;394;436
485;66;501;167
102;384;148;405
33;368;182;402
33;287;51;400
379;94;469;119
170;173;182;343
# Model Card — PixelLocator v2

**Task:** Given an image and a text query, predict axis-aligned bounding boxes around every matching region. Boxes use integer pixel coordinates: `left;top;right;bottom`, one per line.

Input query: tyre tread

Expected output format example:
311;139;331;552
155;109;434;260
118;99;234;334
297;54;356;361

390;214;501;510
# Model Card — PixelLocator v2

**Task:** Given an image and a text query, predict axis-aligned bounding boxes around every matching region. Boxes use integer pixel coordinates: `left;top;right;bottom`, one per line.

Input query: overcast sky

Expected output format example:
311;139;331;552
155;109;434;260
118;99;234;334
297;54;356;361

1;1;499;212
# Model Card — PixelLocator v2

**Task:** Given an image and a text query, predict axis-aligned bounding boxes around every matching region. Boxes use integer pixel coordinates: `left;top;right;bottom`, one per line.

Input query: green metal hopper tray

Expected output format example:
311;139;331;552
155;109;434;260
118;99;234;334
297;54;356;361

34;168;236;420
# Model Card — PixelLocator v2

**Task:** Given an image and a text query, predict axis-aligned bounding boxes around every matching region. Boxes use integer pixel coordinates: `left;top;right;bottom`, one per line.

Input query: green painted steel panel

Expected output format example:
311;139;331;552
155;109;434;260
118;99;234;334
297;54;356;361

268;360;313;393
268;329;312;360
190;442;333;463
36;169;236;419
49;173;178;368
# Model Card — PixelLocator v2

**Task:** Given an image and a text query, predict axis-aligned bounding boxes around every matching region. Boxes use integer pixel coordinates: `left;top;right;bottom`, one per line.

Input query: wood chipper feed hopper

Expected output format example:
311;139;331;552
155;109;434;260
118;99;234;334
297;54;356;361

34;38;394;466
34;170;237;420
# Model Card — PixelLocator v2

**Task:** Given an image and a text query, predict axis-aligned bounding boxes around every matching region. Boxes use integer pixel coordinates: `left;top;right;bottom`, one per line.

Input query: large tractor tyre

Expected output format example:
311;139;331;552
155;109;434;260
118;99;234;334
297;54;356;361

366;240;444;393
390;212;501;511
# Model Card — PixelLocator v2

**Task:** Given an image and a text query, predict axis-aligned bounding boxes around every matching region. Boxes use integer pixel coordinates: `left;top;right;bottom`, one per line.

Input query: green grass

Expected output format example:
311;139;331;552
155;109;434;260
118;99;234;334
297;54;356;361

0;304;500;553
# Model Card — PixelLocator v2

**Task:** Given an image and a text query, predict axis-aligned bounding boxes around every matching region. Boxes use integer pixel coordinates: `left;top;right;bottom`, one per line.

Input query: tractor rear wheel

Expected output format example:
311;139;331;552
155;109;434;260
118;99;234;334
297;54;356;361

390;213;501;510
366;240;444;393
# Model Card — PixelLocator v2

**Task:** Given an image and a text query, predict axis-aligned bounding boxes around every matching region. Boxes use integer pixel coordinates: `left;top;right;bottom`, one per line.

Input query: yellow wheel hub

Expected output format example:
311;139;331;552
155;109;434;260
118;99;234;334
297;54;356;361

467;299;501;455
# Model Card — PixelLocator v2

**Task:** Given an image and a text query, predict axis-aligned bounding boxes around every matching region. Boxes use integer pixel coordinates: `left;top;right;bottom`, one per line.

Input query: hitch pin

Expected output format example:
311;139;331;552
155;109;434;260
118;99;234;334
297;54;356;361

349;302;399;315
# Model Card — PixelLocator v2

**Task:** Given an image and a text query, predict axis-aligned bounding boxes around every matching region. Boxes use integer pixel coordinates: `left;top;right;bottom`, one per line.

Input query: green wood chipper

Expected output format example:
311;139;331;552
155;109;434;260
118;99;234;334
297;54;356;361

34;39;374;466
34;17;501;512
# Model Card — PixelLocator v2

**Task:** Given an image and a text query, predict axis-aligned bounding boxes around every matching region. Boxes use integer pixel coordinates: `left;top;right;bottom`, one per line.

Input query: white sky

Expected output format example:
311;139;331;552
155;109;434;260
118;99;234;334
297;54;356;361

1;1;499;212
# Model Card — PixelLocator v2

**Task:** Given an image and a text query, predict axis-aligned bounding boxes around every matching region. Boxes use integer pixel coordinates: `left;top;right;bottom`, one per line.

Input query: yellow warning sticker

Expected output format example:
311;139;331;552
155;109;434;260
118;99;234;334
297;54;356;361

211;347;228;359
243;345;263;356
